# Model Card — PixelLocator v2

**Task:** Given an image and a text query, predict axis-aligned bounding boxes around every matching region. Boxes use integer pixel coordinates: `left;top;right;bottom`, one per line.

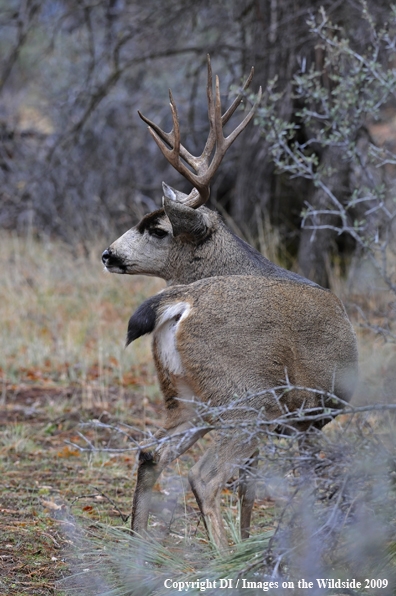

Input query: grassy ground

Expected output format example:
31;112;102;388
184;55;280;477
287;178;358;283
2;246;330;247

0;233;161;594
0;235;277;595
0;234;395;595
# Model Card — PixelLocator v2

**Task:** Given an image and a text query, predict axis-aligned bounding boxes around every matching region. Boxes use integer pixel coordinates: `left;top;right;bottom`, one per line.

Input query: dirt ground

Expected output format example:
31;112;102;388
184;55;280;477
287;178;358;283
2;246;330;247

0;380;276;595
1;383;154;595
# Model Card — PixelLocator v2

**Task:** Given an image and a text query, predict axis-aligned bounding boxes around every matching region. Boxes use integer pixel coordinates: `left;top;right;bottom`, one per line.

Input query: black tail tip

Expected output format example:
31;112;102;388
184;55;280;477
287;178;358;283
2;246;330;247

126;294;162;347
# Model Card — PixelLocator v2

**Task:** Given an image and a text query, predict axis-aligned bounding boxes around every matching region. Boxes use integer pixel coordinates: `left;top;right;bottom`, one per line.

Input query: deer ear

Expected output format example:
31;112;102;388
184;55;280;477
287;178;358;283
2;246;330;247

162;182;185;202
162;184;208;240
163;196;208;239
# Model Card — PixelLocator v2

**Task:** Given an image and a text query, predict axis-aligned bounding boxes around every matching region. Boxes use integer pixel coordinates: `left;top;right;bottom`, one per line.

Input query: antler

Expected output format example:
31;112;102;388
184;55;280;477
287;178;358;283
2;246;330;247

138;55;262;209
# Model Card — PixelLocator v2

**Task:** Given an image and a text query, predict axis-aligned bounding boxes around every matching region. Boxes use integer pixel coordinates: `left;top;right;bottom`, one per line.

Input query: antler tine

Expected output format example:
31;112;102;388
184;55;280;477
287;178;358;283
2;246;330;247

223;84;262;147
198;55;216;170
221;67;254;126
138;95;201;171
180;71;223;210
198;58;255;173
148;130;209;204
171;68;262;210
147;92;210;204
183;75;228;207
137;55;217;181
137;109;173;148
168;90;180;157
215;75;223;148
139;55;260;210
189;82;263;204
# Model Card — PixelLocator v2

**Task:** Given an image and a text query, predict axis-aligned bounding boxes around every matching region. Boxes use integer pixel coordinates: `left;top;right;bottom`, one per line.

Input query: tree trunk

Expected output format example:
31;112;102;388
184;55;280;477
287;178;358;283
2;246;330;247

231;0;299;231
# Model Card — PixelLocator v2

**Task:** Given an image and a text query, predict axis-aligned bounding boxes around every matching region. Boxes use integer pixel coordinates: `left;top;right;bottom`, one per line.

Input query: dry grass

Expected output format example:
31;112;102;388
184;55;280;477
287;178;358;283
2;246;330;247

0;233;164;397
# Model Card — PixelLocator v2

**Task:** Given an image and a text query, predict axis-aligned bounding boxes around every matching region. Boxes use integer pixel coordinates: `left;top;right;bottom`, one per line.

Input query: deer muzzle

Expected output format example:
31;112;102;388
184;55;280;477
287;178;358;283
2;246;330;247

101;248;127;273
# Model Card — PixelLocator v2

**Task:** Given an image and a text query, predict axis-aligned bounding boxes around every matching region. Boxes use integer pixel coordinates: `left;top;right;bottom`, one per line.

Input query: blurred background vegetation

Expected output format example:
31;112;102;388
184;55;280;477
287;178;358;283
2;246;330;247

1;0;395;287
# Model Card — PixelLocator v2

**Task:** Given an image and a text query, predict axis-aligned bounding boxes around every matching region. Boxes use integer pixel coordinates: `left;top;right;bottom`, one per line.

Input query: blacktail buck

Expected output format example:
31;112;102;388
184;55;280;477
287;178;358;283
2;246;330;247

102;57;358;548
127;276;358;549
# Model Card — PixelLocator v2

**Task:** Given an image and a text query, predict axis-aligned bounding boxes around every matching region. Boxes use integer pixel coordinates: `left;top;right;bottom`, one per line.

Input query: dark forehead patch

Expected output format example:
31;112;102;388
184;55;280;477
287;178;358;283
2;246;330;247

137;208;166;233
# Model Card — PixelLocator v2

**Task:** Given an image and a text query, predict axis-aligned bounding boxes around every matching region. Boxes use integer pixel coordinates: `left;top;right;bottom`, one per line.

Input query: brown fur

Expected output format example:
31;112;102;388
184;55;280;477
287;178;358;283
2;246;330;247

102;61;356;546
103;201;318;287
128;276;358;548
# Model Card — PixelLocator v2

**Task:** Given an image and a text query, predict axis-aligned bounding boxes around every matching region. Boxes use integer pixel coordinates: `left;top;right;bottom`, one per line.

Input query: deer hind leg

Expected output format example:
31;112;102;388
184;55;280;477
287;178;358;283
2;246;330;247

239;449;259;540
131;419;209;536
188;433;258;550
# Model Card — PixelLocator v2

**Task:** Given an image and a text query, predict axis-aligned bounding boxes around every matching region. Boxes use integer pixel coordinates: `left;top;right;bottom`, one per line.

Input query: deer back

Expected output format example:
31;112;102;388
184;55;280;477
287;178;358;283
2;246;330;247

127;276;358;422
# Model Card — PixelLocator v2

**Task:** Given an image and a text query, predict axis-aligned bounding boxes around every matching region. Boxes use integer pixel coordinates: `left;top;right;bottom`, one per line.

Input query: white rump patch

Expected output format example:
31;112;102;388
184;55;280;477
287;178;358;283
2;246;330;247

154;302;191;375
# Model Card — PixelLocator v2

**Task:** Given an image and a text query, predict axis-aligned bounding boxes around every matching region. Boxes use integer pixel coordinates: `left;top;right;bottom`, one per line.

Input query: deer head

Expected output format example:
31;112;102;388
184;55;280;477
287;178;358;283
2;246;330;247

102;56;263;285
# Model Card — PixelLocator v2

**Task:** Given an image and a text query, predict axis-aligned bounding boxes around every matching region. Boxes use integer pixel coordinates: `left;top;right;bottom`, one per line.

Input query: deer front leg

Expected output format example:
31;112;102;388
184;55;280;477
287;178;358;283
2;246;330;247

131;421;209;536
239;449;259;540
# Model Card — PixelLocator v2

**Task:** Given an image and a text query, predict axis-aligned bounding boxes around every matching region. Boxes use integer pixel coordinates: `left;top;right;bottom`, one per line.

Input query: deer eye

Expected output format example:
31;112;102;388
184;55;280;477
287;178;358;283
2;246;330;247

150;228;168;239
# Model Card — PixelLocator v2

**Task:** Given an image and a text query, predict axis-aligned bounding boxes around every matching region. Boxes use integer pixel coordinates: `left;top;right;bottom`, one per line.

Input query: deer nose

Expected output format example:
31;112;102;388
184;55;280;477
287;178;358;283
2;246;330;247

102;248;112;264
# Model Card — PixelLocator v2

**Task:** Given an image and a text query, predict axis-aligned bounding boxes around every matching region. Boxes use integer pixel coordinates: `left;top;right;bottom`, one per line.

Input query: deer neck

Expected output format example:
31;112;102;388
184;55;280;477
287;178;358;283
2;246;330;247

164;222;265;286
